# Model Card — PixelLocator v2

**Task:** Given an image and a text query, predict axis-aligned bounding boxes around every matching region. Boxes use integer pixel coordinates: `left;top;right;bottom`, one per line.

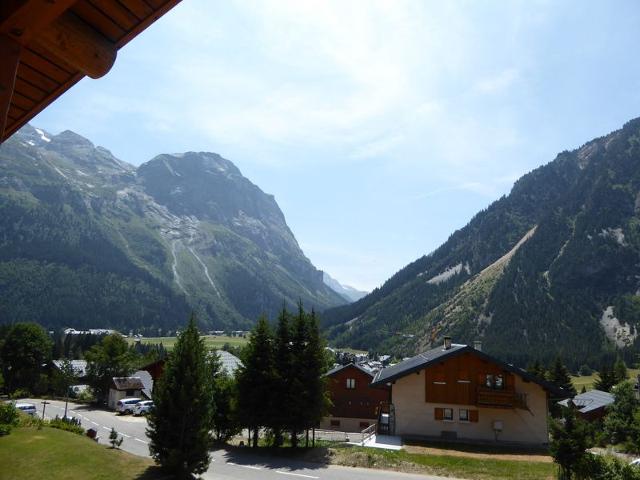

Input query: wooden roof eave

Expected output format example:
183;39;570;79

0;0;182;143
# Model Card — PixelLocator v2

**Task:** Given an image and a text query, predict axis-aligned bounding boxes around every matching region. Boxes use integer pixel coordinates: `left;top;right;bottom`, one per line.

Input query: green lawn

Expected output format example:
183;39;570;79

572;368;640;391
0;427;162;480
129;334;248;350
326;445;555;480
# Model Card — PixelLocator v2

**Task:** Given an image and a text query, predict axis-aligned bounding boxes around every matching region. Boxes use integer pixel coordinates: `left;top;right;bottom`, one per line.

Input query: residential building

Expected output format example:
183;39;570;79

558;389;614;421
108;377;145;410
370;337;567;445
319;363;390;433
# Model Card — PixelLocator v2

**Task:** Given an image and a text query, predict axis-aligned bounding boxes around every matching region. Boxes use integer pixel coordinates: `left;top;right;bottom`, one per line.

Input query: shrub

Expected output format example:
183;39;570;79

0;403;19;436
48;415;84;435
579;364;593;376
9;388;31;399
575;453;640;480
76;387;95;403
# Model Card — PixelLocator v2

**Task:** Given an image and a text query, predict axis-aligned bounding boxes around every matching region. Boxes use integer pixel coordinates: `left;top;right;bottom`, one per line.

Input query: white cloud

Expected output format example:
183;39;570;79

474;68;521;94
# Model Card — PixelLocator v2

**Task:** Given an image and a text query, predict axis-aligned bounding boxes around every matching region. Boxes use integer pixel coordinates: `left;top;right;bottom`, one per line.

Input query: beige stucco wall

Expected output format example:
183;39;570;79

393;369;549;444
319;416;374;433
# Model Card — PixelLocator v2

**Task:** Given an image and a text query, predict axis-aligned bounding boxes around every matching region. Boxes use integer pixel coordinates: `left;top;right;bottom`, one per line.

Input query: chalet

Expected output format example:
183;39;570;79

108;376;145;410
370;337;567;445
557;389;614;421
320;363;390;433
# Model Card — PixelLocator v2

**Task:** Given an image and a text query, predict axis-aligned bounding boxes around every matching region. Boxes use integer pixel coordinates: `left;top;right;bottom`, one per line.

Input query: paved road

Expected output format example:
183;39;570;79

27;399;459;480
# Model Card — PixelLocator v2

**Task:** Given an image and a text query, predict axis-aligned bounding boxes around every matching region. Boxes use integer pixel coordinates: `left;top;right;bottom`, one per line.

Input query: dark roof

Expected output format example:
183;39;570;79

370;343;569;397
558;389;614;413
52;359;87;377
325;363;375;379
112;377;144;391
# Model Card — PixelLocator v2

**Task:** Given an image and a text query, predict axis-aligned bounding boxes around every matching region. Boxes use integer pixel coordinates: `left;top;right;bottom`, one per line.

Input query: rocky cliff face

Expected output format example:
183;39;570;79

0;125;345;333
324;118;640;368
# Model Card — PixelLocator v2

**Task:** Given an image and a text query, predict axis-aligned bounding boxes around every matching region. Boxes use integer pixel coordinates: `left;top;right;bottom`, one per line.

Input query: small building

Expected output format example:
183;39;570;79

319;363;390;433
370;337;567;445
217;350;243;376
557;389;614;421
52;359;88;378
108;377;145;410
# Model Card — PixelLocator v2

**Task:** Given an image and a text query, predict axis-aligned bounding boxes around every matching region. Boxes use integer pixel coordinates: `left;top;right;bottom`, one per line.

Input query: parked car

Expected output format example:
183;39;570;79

116;397;141;414
133;400;154;416
14;402;37;416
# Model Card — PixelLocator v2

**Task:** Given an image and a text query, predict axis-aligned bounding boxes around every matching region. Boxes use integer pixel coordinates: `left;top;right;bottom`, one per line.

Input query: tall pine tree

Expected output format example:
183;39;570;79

147;315;215;478
549;357;577;396
236;315;275;447
271;307;294;446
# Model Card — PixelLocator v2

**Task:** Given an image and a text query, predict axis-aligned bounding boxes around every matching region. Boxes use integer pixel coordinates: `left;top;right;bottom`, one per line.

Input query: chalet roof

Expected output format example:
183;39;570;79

52;359;87;377
111;376;144;391
370;343;568;397
325;363;375;379
1;0;182;143
132;370;153;399
558;389;614;414
216;350;243;376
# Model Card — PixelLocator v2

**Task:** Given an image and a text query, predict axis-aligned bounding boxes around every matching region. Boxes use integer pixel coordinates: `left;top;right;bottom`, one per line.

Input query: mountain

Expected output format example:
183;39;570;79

324;117;640;368
0;126;346;334
322;272;368;303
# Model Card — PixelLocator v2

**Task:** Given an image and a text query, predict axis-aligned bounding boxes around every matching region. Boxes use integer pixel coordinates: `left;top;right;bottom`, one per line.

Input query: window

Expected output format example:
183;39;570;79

484;374;505;390
346;378;356;389
126;389;135;396
330;419;341;427
459;409;469;422
443;408;453;421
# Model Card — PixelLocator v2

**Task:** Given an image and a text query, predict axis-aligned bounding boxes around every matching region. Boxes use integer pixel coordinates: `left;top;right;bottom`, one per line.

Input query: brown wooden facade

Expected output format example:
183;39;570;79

424;350;531;410
326;364;390;420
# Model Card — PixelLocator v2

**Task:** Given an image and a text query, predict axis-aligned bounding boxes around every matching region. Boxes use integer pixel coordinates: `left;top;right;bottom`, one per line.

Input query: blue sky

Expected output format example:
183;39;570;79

33;1;640;291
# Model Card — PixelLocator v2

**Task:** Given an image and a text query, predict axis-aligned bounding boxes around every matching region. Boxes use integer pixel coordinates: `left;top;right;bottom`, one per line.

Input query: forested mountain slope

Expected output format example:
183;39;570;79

324;118;640;367
0;126;345;333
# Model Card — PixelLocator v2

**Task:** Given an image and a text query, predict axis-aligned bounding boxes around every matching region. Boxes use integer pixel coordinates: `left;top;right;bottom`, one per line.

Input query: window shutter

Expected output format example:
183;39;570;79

434;407;444;420
470;410;479;423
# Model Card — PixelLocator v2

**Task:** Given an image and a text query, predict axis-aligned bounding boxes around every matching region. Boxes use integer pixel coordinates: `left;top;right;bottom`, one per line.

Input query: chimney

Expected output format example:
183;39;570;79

443;336;452;350
474;340;482;351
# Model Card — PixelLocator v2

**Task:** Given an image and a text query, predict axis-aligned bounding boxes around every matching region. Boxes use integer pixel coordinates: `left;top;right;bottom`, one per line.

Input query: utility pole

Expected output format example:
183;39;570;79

41;400;50;420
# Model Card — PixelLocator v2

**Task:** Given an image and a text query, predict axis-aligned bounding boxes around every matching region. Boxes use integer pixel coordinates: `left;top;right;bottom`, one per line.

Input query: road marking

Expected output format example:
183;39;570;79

102;426;111;431
134;438;148;444
120;433;131;438
91;421;99;426
276;472;319;479
238;465;261;470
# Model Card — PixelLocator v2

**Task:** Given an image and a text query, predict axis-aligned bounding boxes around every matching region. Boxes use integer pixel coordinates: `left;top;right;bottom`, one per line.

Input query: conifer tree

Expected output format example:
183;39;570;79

289;304;308;448
271;307;294;446
147;315;215;478
614;356;628;384
594;364;617;392
300;309;328;447
236;315;275;448
549;357;577;396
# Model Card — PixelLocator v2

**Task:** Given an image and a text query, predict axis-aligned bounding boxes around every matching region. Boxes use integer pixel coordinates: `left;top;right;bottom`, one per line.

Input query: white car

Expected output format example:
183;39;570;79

133;400;154;416
631;459;640;467
14;402;37;416
116;397;141;414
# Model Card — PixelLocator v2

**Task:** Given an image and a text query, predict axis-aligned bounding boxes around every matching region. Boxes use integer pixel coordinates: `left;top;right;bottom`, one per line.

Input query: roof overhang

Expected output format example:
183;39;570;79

371;345;570;398
0;0;181;143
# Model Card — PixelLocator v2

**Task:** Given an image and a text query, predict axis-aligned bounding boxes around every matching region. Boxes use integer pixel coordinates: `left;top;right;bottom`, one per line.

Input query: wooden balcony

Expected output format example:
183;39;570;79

477;387;528;409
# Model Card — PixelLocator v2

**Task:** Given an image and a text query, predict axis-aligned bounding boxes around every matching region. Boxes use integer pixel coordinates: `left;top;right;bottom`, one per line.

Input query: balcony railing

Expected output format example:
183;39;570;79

477;387;528;409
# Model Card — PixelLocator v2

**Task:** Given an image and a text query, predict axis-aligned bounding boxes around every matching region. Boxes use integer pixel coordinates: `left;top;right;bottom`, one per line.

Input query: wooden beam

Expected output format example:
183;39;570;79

0;34;21;141
0;0;78;44
35;12;117;79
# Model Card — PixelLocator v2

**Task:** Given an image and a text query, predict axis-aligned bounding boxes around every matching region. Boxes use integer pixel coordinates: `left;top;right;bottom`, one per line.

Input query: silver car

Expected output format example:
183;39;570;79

133;400;154;416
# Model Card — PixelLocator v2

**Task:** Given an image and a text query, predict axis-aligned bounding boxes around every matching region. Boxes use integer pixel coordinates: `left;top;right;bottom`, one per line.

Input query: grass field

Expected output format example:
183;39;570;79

0;427;160;480
323;444;555;480
128;334;248;350
572;368;640;391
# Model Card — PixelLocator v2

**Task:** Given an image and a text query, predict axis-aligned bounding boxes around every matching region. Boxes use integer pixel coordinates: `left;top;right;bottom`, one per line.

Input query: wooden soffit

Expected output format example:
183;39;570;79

0;0;181;143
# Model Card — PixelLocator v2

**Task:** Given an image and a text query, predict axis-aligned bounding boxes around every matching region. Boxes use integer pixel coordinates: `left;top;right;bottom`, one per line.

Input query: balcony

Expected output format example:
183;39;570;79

477;387;528;409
